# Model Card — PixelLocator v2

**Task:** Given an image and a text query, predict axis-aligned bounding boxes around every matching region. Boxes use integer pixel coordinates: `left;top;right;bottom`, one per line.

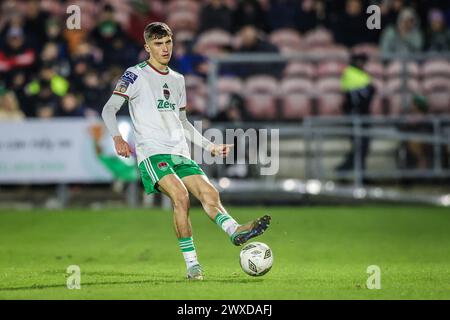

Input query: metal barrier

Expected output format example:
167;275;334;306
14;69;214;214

207;52;450;117
209;115;450;188
206;52;450;189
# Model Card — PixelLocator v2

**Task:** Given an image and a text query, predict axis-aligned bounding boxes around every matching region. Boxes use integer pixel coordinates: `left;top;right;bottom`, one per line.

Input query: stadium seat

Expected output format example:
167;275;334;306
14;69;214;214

167;0;200;14
370;95;385;115
364;61;385;80
185;74;207;114
385;78;421;115
422;77;450;92
279;78;313;119
269;28;302;54
351;43;380;58
283;62;315;78
217;77;243;94
216;77;244;110
188;94;207;115
174;30;195;43
306;46;349;63
421;59;450;78
316;61;346;77
371;78;385;95
426;92;450;113
303;28;334;48
385;78;421;93
387;93;412;115
385;78;424;115
422;77;450;113
280;78;313;93
185;74;206;93
196;29;233;49
316;94;344;116
369;79;385;115
195;29;233;56
315;78;343;116
243;75;279;120
167;11;198;33
386;60;420;78
316;77;342;92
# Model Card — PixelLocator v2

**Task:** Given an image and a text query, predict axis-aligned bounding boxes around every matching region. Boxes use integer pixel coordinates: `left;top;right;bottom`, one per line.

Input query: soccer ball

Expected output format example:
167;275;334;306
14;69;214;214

239;242;273;276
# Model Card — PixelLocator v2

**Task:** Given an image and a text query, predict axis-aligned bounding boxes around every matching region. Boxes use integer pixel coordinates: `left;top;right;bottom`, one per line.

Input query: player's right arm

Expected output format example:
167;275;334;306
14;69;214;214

101;68;139;158
101;94;132;158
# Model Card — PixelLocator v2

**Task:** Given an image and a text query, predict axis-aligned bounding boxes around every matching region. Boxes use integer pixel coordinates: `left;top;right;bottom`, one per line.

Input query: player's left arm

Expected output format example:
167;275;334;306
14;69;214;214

179;107;233;157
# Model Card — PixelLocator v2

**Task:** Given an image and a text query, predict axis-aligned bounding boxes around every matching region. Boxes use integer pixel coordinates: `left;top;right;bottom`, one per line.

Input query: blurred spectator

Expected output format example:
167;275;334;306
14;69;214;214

81;69;109;114
0;8;26;46
213;94;251;178
55;91;85;117
380;8;424;56
332;0;371;47
40;42;71;78
234;25;283;77
267;0;301;31
0;27;37;82
233;0;269;33
213;93;250;123
23;0;50;52
425;8;450;52
44;18;69;60
90;4;139;68
7;71;30;116
199;0;233;33
25;63;69;115
0;84;24;121
173;48;209;78
297;0;322;33
35;103;55;119
336;53;375;172
69;42;101;90
381;0;406;28
127;1;165;45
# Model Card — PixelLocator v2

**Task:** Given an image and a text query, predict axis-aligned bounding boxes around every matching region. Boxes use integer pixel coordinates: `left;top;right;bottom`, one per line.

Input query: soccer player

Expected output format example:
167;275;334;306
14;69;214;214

101;22;270;280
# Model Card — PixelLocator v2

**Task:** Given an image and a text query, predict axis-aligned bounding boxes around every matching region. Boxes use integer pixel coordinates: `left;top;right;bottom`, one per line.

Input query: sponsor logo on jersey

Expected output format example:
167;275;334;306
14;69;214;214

157;99;175;111
163;83;170;100
121;71;138;84
157;161;168;171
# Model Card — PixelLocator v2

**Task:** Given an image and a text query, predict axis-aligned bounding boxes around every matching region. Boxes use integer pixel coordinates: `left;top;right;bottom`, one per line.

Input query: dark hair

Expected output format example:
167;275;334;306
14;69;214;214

143;22;173;42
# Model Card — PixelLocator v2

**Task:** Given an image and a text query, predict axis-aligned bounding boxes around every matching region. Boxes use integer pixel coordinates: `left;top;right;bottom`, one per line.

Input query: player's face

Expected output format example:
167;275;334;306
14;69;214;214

145;35;173;66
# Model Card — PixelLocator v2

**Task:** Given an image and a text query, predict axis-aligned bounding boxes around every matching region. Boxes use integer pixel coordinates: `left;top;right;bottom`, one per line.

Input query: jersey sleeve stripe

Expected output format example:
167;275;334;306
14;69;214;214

112;92;129;100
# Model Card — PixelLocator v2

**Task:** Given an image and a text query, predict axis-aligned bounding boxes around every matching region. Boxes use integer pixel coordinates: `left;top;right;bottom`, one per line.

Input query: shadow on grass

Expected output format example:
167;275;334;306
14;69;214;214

0;277;263;291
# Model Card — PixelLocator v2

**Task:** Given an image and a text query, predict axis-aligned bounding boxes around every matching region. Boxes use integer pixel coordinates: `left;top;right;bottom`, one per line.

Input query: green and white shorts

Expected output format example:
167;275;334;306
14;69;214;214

138;154;205;194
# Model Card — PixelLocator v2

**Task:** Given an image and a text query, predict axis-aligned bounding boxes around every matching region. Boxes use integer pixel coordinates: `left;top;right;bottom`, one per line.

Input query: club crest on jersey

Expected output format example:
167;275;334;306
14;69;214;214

157;161;168;171
115;79;129;93
163;83;170;100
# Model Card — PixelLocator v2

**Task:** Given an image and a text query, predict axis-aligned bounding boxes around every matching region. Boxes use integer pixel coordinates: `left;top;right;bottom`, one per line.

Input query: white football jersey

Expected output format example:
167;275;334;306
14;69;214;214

113;61;190;164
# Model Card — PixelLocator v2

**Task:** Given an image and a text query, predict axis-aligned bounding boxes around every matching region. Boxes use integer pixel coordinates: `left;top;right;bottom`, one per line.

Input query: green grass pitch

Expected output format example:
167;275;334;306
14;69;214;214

0;206;449;299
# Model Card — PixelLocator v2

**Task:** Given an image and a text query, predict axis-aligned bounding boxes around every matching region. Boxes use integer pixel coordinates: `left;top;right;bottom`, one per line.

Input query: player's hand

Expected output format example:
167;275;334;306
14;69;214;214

113;136;132;158
209;144;234;157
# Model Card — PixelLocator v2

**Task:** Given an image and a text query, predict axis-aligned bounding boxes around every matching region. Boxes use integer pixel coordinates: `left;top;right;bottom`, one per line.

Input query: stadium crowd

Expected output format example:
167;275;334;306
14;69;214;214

0;0;450;122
